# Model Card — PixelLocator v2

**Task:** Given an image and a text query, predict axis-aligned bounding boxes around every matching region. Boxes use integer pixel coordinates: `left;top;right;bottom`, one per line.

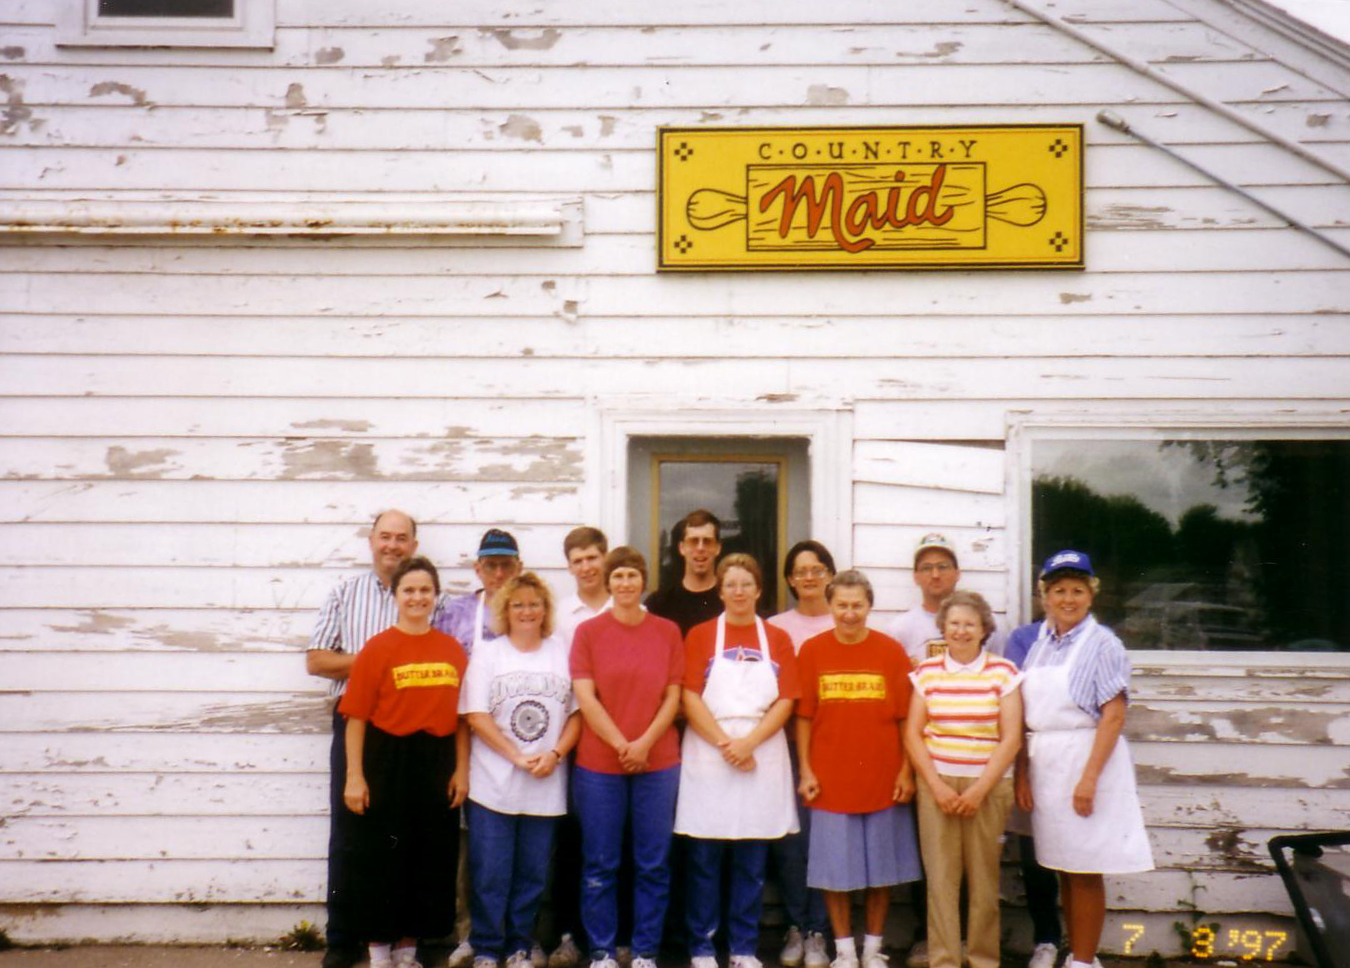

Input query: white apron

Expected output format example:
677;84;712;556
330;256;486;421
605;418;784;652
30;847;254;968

674;614;800;840
1022;625;1154;874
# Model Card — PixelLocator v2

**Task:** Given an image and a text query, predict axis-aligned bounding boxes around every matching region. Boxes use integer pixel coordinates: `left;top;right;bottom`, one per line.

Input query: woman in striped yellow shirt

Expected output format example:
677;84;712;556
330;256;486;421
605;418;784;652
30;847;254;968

903;591;1023;968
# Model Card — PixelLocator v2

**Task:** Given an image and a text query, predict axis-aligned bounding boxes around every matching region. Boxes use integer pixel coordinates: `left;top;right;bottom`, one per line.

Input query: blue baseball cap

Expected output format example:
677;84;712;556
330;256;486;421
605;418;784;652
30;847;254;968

1040;549;1094;579
477;528;520;557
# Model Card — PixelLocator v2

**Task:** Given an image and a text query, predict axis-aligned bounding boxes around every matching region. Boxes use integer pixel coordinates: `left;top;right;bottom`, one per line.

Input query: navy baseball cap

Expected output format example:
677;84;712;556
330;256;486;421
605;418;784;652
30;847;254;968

477;528;520;557
1040;549;1094;579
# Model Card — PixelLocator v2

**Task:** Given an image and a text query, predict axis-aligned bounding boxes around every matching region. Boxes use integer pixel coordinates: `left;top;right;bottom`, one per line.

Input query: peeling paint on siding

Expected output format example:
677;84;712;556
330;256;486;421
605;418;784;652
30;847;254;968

499;114;543;142
105;446;178;479
186;697;330;733
290;419;372;433
1059;292;1092;304
88;82;151;107
47;612;136;636
2;74;34;135
424;36;462;63
483;27;562;51
284;84;307;109
1;47;24;60
279;441;379;480
1306;113;1331;127
314;47;344;65
806;84;850;105
1130;704;1348;747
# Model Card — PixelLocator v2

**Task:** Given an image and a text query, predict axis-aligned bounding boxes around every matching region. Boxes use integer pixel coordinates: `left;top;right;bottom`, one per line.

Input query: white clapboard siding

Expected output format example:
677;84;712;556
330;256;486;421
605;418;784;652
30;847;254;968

5;0;1350;944
5;772;329;816
0;480;583;524
8;309;1350;361
7;226;1350;278
7;270;1348;320
0;731;327;773
0;816;327;862
0;438;584;484
13;102;1346;153
0;397;590;438
7;357;1350;408
0;522;577;566
0;565;570;610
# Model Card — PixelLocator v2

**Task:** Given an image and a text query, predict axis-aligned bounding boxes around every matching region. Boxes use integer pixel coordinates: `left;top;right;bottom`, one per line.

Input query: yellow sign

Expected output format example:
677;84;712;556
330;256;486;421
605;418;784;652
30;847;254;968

819;673;888;701
658;126;1083;271
392;662;460;689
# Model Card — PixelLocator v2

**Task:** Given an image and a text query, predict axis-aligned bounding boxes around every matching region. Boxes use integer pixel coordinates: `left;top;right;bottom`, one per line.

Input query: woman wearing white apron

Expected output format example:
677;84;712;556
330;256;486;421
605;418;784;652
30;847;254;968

1016;551;1153;968
676;554;801;968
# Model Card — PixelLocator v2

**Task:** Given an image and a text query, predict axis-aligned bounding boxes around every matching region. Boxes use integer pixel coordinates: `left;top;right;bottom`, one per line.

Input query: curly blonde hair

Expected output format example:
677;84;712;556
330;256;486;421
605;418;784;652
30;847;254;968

489;571;555;638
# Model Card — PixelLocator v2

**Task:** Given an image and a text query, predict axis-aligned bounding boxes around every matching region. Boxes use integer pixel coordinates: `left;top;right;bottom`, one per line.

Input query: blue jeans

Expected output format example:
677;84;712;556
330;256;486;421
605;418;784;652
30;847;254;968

467;800;559;960
685;838;769;957
574;764;680;960
770;743;827;935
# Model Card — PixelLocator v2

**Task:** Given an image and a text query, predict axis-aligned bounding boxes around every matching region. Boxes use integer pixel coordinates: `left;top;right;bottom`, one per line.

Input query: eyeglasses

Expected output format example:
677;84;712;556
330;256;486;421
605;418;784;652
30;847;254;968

916;562;955;575
509;601;544;611
791;567;830;579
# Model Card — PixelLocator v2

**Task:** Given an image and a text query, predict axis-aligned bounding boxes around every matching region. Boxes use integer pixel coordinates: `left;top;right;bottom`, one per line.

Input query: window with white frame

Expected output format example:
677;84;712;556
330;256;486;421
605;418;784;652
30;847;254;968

58;0;274;47
1025;430;1350;652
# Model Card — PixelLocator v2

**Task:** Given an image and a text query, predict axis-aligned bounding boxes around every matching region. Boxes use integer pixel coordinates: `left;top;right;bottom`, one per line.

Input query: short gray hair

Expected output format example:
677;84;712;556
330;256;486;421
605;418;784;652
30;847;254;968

936;589;996;644
826;568;874;606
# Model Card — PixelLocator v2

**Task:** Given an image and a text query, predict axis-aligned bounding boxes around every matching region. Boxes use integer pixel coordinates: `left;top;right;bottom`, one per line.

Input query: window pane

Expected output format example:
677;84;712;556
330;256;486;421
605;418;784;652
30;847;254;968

99;0;233;16
655;459;781;614
1032;438;1350;651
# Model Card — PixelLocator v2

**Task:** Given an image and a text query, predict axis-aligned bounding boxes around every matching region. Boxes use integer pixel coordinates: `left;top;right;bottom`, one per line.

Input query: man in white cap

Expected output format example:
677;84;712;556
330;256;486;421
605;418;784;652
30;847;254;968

885;533;964;667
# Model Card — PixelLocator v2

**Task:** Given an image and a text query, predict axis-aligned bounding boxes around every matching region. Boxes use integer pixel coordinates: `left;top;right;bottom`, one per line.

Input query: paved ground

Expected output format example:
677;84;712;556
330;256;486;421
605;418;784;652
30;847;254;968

0;949;1200;968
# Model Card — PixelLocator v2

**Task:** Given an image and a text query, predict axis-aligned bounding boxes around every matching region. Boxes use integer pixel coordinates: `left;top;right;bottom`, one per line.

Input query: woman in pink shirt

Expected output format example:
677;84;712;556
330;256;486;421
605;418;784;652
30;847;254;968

569;547;684;968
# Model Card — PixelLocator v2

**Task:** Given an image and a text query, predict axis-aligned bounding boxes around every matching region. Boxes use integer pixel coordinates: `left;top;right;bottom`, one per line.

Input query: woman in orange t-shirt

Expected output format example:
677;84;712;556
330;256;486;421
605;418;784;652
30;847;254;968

796;569;921;968
339;555;470;968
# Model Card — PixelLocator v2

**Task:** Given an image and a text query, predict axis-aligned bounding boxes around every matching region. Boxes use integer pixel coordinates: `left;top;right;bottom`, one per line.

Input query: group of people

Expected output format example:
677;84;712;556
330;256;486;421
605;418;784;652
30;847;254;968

306;509;1154;968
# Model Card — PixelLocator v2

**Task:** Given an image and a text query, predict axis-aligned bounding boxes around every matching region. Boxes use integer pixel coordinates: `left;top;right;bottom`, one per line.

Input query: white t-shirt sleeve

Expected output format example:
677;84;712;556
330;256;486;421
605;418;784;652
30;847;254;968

461;641;494;714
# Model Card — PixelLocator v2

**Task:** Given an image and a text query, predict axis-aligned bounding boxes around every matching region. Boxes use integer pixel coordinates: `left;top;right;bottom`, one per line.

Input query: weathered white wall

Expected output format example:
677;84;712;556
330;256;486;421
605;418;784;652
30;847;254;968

2;0;1349;952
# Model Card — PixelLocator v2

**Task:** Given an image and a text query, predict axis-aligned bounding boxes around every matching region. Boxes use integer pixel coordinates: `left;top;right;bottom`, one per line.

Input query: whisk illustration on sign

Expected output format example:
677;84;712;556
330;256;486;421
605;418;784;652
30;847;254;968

686;164;1047;254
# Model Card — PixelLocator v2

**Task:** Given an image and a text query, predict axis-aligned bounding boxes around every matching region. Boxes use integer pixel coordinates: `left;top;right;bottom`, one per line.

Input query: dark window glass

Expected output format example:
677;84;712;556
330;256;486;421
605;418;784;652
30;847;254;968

99;0;233;16
1032;438;1350;651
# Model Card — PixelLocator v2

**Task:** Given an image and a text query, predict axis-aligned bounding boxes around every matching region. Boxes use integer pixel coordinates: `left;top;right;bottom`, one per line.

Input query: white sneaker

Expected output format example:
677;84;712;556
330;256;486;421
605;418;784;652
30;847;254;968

506;952;534;968
1028;944;1058;968
472;958;498;968
550;935;582;968
691;957;719;968
781;927;806;968
905;942;928;968
448;942;476;968
393;949;423;968
730;957;762;968
631;958;657;968
805;932;830;968
590;959;618;968
831;954;859;968
863;951;889;968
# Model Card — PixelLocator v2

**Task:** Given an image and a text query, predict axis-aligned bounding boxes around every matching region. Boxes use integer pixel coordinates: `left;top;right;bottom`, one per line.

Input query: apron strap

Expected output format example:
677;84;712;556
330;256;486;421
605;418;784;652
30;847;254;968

715;612;770;657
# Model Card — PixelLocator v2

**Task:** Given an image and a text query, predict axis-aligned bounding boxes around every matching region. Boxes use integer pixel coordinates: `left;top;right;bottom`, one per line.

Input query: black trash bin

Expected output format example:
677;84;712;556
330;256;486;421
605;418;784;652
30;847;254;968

1269;831;1350;968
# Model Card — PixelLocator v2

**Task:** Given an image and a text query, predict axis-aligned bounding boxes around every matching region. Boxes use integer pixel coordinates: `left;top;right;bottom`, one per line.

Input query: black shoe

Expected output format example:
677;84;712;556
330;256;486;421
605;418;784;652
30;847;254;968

323;946;361;968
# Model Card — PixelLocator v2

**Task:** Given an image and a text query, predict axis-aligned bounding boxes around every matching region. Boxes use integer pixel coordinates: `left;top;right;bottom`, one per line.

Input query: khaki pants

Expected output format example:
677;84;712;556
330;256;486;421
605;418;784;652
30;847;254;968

915;775;1015;968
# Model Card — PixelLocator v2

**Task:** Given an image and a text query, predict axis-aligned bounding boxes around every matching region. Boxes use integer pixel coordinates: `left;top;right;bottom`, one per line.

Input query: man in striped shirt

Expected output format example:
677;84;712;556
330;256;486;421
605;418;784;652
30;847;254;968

307;509;448;968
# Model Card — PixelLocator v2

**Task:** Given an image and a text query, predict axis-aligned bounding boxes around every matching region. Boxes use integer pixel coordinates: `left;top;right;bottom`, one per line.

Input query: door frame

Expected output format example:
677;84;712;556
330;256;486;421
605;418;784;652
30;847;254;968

589;407;854;575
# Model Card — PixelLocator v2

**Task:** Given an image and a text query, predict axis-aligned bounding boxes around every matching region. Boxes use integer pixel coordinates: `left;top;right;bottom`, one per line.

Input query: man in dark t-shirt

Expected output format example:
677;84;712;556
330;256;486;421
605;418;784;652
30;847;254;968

645;508;724;635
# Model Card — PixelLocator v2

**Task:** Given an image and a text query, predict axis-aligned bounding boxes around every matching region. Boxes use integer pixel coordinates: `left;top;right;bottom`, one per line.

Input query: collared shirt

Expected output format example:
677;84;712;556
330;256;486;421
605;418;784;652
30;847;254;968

555;592;613;649
909;648;1022;777
307;570;450;698
1022;614;1132;721
435;590;500;657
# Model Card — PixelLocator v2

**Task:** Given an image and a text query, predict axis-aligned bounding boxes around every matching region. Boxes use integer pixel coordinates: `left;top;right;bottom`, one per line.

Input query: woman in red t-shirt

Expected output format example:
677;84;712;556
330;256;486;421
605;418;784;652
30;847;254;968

569;547;684;968
339;556;470;968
